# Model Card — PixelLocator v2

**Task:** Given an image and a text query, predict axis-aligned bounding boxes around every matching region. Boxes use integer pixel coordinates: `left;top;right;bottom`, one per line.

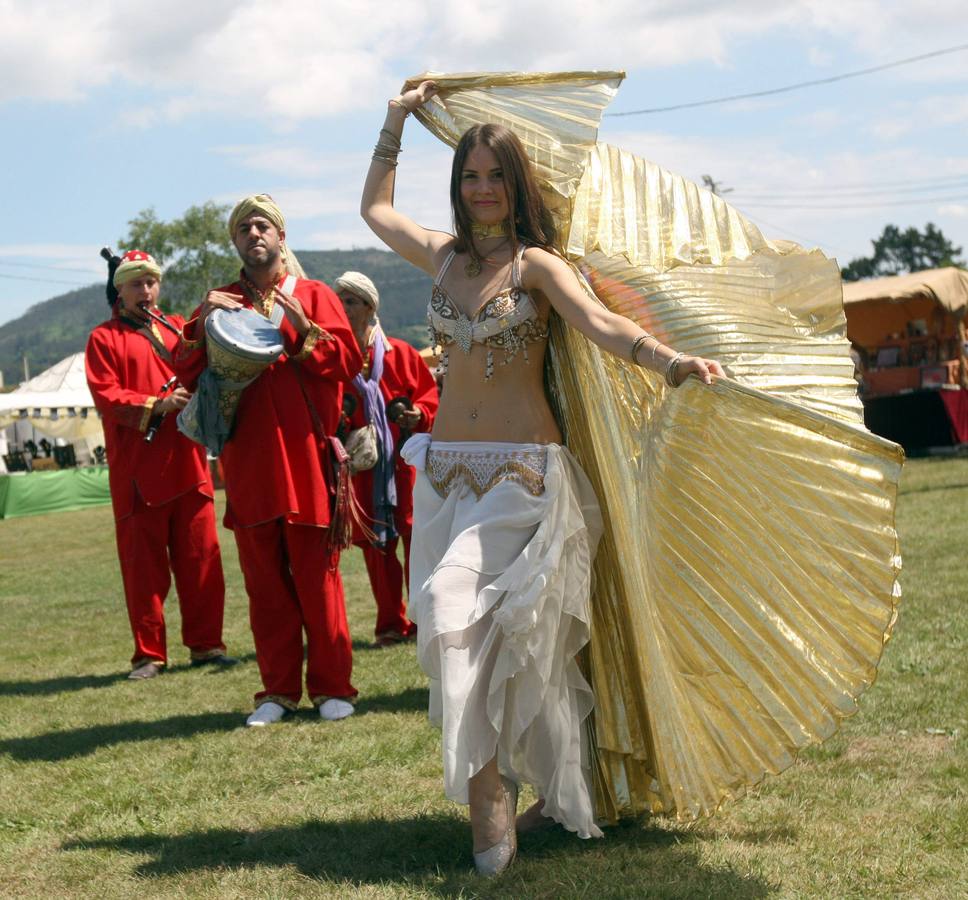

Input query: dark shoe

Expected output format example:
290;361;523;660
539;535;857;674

190;654;239;668
372;630;414;649
128;661;163;680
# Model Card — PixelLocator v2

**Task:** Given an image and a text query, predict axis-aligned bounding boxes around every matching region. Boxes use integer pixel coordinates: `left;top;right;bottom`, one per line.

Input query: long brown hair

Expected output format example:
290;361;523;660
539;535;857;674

450;124;557;262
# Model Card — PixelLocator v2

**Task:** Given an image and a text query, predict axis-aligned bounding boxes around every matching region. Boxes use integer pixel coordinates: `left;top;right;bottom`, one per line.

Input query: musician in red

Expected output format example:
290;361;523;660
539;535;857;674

336;272;439;646
174;196;364;726
85;250;231;680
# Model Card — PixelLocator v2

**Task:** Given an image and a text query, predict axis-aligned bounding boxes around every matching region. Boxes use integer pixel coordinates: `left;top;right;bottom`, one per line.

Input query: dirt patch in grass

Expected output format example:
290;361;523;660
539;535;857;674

846;733;956;761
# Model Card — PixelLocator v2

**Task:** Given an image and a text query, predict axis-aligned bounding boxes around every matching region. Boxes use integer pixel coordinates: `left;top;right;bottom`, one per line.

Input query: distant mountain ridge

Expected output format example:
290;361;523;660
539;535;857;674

0;248;431;386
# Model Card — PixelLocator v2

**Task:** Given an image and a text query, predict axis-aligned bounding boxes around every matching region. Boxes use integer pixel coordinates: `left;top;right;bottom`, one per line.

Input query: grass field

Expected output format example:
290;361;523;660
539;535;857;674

0;458;965;899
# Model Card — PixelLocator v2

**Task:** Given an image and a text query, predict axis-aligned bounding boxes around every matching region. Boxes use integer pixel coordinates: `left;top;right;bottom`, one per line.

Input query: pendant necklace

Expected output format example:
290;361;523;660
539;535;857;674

465;237;510;279
465;221;512;278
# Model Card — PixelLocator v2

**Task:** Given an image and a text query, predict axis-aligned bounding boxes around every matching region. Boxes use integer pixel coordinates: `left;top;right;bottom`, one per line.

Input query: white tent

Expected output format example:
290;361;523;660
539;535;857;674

0;353;103;444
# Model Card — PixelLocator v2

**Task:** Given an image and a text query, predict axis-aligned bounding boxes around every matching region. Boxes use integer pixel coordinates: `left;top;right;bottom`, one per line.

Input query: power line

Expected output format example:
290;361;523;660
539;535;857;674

783;173;968;191
0;260;101;275
608;43;968;117
0;272;94;287
740;210;843;254
739;193;968;210
733;178;968;200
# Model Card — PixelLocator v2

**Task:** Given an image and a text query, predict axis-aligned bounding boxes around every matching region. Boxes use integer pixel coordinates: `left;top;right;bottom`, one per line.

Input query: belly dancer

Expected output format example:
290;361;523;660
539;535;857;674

360;81;723;876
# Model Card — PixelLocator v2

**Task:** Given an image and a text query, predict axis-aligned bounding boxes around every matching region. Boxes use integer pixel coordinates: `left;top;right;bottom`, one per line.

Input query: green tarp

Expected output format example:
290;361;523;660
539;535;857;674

0;466;111;519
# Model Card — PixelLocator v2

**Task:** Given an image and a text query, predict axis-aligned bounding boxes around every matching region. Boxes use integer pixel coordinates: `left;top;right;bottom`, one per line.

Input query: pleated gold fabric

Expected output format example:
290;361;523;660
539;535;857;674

410;71;904;821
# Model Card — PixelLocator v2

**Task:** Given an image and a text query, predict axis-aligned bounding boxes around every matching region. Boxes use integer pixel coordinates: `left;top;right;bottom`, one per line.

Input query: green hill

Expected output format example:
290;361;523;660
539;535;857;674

0;249;431;386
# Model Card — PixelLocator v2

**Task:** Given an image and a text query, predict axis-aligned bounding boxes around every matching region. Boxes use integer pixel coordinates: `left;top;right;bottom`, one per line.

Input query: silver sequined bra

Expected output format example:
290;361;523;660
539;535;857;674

427;245;550;381
426;444;548;500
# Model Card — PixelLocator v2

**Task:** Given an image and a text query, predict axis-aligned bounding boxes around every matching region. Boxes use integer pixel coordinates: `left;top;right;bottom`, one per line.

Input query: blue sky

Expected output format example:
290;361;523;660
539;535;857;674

1;0;966;326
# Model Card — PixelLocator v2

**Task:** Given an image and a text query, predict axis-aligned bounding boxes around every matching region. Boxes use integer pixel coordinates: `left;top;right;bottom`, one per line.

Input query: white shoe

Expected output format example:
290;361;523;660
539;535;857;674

246;701;288;727
319;698;354;721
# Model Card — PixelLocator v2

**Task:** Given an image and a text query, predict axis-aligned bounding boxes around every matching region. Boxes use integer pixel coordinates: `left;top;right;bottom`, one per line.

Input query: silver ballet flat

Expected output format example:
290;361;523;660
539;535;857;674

473;776;518;877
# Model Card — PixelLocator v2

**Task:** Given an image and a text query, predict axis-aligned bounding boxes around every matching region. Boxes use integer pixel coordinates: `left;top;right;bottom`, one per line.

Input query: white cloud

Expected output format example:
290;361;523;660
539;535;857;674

212;145;344;180
938;204;968;217
4;1;965;123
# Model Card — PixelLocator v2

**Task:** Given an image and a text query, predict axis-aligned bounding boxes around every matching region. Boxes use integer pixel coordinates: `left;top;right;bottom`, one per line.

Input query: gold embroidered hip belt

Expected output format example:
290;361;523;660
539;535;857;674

425;441;548;500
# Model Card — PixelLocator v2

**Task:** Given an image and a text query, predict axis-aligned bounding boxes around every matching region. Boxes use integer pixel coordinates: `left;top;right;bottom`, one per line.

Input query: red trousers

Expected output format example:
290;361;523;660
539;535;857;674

358;530;415;638
234;519;356;707
114;488;226;666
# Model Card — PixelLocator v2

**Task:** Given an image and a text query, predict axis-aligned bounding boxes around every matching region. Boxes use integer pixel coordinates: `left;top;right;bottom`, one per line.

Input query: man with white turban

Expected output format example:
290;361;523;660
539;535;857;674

174;196;364;725
335;271;439;646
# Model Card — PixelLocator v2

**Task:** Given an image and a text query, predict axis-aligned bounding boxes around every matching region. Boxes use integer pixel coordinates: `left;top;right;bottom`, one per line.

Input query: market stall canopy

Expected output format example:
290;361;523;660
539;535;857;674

0;353;103;440
843;267;968;318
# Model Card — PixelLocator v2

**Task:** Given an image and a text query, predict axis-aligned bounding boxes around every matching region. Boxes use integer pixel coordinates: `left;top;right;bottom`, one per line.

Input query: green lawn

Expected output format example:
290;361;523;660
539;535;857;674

0;458;965;899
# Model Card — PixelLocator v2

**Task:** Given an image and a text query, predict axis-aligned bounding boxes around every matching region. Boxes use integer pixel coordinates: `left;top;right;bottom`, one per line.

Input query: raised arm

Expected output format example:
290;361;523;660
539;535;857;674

524;249;726;387
361;81;452;276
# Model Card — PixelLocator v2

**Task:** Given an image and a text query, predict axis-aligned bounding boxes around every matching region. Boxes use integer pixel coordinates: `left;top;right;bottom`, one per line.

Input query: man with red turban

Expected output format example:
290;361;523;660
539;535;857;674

336;271;439;646
85;250;232;680
175;196;363;726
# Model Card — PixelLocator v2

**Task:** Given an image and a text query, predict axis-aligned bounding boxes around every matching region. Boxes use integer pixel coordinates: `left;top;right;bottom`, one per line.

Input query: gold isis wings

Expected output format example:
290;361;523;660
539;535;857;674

404;71;904;821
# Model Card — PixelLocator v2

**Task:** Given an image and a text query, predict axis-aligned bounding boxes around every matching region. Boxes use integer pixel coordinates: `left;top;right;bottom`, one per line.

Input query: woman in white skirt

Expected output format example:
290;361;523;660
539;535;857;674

361;80;724;876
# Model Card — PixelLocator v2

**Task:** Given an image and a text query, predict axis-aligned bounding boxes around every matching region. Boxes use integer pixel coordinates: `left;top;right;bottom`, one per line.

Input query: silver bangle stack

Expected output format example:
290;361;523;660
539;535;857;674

665;352;685;387
630;333;652;365
372;128;402;168
631;332;665;367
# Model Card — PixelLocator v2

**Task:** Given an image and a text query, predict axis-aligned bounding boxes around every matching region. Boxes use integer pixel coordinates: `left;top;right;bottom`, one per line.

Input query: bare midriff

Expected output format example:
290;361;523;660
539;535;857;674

430;335;563;444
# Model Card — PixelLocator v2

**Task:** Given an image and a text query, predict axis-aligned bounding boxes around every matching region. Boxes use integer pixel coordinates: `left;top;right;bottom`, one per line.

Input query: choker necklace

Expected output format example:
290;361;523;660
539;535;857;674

470;221;511;239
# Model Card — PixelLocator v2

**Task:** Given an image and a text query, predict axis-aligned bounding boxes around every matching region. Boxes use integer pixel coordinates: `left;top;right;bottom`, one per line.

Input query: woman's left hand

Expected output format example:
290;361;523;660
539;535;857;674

273;286;311;336
675;356;726;386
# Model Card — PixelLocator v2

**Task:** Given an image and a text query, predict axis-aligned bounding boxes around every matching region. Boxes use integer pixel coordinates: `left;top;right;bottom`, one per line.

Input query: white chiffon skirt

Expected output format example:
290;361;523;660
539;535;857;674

401;434;605;838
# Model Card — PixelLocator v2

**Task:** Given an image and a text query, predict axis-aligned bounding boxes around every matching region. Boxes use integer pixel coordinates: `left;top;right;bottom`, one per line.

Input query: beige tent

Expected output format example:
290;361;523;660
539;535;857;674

843;267;968;315
0;353;103;441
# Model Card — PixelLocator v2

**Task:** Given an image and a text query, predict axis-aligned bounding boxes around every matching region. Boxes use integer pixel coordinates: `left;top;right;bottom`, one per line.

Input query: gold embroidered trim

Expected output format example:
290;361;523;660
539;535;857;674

258;694;299;712
309;694;356;708
139;396;158;432
293;321;334;360
180;319;204;350
132;656;165;669
426;447;547;500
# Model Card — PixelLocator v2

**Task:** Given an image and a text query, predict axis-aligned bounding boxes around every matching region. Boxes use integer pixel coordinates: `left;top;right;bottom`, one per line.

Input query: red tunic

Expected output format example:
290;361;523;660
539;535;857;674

85;309;213;520
345;335;439;536
85;306;226;667
175;278;363;528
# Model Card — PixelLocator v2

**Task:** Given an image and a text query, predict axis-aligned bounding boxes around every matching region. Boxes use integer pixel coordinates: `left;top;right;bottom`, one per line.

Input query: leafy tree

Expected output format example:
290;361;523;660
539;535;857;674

841;223;965;281
119;202;239;314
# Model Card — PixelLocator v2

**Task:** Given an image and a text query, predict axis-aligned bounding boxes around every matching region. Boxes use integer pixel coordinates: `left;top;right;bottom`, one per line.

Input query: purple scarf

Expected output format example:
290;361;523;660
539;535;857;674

353;330;397;545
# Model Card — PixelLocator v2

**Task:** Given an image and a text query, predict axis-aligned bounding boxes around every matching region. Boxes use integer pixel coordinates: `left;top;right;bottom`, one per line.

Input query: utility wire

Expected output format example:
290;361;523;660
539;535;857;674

787;172;968;191
733;178;968;199
0;260;101;275
740;210;843;255
608;43;968;116
0;272;94;287
739;193;968;210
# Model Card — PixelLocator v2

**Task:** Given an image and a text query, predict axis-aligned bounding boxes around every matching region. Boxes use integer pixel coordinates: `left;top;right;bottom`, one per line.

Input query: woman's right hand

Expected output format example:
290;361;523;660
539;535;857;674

393;80;438;114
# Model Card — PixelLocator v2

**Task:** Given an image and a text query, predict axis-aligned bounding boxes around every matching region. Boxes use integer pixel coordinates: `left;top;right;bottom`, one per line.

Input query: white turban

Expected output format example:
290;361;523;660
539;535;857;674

334;271;379;312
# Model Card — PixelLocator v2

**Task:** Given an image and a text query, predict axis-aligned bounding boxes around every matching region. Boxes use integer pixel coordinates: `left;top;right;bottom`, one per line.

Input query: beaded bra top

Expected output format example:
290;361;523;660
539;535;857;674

427;245;550;381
